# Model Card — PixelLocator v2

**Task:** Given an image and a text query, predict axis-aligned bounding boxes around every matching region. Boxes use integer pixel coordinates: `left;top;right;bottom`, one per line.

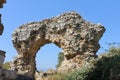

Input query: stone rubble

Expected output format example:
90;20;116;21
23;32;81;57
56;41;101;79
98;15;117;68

35;69;57;80
0;51;17;80
12;11;105;79
0;1;18;80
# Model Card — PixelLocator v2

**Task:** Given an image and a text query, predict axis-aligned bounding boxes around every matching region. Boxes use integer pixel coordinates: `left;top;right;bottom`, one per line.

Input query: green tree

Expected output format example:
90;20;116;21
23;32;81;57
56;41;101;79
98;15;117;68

86;46;120;80
49;46;120;80
56;52;64;68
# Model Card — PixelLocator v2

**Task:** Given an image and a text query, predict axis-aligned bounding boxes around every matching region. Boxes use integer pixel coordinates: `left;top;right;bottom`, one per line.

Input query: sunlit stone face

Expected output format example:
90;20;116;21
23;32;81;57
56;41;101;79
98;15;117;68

12;12;105;76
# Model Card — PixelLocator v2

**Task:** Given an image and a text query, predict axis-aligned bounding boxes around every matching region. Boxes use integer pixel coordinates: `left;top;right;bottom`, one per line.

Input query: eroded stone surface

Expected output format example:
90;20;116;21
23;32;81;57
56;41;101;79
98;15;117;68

12;12;105;77
0;0;6;8
0;50;5;67
0;51;17;80
0;14;4;35
0;1;17;80
0;0;6;35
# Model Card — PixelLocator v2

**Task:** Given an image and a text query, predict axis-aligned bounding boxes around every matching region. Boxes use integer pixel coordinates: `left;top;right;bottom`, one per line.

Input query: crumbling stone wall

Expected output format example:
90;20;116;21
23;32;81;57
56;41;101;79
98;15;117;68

0;1;34;80
0;0;6;8
0;14;4;35
0;0;6;35
12;12;105;77
0;1;17;80
0;0;6;65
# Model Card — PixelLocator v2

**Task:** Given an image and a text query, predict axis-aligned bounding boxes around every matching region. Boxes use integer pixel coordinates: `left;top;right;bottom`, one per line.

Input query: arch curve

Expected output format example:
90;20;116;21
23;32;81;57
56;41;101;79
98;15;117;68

12;12;105;77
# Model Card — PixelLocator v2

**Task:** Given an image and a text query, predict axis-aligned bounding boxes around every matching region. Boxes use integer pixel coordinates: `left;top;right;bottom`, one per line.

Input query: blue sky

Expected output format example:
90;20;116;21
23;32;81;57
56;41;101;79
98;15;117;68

0;0;120;70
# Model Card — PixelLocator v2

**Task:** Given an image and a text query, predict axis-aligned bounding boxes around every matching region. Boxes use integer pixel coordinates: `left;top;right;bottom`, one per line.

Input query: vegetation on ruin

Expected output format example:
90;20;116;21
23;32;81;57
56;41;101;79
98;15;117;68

56;52;64;68
2;46;120;80
46;46;120;80
3;61;11;69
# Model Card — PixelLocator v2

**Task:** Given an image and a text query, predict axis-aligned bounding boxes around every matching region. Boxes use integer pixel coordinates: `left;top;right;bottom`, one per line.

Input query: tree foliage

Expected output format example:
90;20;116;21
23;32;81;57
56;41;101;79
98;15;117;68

87;46;120;80
56;52;64;68
3;61;11;69
49;46;120;80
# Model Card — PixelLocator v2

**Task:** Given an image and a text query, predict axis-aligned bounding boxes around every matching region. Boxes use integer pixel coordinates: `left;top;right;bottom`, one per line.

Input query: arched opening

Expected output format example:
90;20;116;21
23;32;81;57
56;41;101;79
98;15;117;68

36;43;62;72
11;11;106;78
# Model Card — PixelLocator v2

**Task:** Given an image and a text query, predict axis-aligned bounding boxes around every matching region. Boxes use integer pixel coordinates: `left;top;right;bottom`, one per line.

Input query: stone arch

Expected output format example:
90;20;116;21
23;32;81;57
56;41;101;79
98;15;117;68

12;12;105;77
36;43;62;71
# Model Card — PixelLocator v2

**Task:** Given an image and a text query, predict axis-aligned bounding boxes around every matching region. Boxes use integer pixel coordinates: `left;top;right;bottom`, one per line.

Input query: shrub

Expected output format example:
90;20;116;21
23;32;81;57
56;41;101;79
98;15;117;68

3;61;11;69
48;46;120;80
86;46;120;80
56;52;64;68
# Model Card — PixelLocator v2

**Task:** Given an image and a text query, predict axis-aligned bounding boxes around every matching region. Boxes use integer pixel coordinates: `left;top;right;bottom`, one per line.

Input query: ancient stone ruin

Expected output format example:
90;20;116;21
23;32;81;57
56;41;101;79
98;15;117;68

0;0;6;35
0;0;6;78
12;12;105;78
0;1;17;80
0;0;106;80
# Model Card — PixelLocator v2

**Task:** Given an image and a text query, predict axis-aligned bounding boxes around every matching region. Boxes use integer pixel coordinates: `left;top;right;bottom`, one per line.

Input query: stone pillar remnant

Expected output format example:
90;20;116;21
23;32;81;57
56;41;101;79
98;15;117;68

0;50;5;68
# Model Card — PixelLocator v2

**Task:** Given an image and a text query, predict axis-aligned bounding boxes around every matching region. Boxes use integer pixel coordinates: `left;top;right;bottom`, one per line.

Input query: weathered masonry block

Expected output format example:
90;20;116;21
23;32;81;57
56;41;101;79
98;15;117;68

12;12;105;77
0;0;6;35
